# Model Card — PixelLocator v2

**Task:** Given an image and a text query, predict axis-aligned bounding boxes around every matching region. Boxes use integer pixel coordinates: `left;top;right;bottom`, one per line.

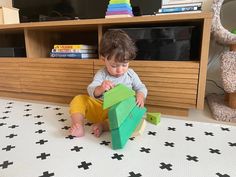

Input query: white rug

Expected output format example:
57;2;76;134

0;98;236;177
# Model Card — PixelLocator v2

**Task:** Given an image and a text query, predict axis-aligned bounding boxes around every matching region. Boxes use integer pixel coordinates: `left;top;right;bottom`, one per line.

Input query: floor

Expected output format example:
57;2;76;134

0;97;236;177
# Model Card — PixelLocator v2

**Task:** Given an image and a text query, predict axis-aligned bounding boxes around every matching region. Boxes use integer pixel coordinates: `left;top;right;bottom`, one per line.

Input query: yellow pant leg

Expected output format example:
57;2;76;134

69;95;108;123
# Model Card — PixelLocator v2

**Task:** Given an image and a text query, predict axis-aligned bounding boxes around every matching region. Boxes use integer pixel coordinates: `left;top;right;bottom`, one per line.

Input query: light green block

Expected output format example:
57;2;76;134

146;112;161;125
111;105;146;149
103;84;135;109
108;96;136;130
231;29;236;34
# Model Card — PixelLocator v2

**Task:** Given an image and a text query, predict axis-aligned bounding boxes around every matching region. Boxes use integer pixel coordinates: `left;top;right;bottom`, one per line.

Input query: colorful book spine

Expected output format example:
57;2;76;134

51;48;97;54
53;45;97;50
158;5;201;13
50;52;97;59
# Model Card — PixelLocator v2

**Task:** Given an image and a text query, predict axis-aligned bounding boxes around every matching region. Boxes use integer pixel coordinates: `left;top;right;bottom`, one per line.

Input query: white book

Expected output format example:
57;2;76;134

162;2;202;8
157;10;201;15
162;0;202;5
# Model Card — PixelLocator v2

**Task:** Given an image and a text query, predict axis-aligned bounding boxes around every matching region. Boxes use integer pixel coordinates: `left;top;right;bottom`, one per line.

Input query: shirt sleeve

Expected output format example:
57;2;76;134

87;69;105;98
130;69;148;98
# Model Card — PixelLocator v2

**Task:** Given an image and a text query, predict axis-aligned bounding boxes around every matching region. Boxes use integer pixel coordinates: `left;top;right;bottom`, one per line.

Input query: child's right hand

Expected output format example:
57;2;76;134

100;80;115;92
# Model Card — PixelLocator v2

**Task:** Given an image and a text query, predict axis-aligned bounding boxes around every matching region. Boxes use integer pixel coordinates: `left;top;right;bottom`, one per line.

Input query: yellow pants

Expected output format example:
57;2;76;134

69;95;108;123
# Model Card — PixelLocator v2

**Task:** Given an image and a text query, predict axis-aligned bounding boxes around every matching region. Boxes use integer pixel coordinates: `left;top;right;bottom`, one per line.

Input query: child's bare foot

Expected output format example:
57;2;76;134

91;123;103;137
70;123;85;137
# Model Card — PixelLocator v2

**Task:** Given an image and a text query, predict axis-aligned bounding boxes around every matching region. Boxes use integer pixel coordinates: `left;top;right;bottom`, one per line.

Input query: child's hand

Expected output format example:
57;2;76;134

94;80;114;98
101;80;115;92
136;92;145;107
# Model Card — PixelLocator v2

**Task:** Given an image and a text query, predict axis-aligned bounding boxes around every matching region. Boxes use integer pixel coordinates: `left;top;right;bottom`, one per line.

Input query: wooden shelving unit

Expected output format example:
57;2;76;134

0;12;212;116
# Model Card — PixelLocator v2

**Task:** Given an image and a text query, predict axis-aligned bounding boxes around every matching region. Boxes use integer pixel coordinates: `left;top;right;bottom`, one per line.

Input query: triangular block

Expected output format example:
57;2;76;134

111;105;146;149
103;84;135;109
146;112;161;125
108;96;136;130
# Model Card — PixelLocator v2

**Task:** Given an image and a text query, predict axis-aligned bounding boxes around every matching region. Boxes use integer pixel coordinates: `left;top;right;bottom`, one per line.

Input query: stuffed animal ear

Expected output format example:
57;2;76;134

211;0;236;45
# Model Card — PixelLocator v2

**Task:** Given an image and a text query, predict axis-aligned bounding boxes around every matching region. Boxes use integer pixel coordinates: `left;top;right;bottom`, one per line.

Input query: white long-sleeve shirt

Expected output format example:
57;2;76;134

87;67;147;99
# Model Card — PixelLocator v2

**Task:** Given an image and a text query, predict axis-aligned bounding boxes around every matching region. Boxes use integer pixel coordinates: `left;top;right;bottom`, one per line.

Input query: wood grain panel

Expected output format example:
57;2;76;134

0;60;21;92
19;59;93;97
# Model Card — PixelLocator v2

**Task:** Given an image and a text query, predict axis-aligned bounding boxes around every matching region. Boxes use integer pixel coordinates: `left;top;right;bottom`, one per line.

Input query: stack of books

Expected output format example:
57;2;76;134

158;1;202;14
50;44;98;59
105;0;133;18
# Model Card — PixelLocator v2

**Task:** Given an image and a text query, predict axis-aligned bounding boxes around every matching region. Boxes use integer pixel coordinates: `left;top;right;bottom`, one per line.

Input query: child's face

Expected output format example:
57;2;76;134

104;57;129;77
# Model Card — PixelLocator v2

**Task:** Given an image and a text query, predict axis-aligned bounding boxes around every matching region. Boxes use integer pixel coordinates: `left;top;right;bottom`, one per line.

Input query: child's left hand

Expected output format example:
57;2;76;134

136;92;145;107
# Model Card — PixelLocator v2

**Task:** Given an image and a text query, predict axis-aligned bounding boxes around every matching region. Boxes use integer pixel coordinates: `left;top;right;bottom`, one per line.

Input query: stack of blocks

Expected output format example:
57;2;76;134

103;84;146;149
105;0;133;18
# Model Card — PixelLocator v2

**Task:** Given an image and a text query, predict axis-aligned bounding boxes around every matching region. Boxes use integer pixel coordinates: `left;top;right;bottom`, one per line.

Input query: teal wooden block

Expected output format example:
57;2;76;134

146;112;161;125
108;96;136;130
111;105;146;149
103;84;135;109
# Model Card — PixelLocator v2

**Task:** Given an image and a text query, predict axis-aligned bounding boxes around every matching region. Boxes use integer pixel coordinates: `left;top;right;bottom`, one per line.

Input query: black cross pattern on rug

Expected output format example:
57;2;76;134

216;172;230;177
205;131;214;136
148;131;156;136
0;123;7;127
185;136;195;141
44;106;51;109
54;107;61;110
209;148;221;154
35;122;45;125
24;104;32;107
78;161;92;170
228;142;236;147
221;127;230;132
36;152;51;160
185;123;193;127
140;147;151;153
58;119;66;122
23;114;32;117
8;125;19;129
168;127;176;131
2;110;11;114
165;142;175;147
128;171;142;177
35;129;46;134
159;162;173;171
6;134;17;139
39;171;55;177
129;137;135;141
71;146;83;152
7;102;14;104
2;145;15;151
111;153;124;160
65;135;75;139
5;106;12;109
56;113;63;116
24;109;32;111
221;127;230;131
0;161;13;169
100;140;110;146
186;155;199;162
36;139;48;145
0;116;9;119
62;126;70;130
34;115;43;118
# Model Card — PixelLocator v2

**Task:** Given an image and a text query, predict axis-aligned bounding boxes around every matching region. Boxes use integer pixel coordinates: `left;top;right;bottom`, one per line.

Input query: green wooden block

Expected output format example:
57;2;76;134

110;0;131;4
103;84;135;109
146;112;161;125
111;105;146;149
231;29;236;34
108;96;136;130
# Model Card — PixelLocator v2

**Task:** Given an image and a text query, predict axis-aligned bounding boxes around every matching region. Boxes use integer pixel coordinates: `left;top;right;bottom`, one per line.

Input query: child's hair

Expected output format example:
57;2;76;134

99;29;137;62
